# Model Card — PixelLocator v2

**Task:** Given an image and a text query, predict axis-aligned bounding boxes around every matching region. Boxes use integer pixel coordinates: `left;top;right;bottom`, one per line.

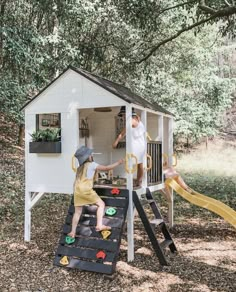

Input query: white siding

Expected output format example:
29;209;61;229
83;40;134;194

25;70;126;193
24;68;171;193
26;69;124;114
25;112;78;193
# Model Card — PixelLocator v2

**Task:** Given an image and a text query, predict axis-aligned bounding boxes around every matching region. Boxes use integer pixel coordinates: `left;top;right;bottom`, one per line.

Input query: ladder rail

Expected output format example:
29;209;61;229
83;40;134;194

146;188;177;253
133;191;168;266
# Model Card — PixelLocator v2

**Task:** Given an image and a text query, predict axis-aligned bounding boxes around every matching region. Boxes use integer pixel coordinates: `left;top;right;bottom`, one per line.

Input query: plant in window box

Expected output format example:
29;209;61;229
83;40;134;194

29;128;61;153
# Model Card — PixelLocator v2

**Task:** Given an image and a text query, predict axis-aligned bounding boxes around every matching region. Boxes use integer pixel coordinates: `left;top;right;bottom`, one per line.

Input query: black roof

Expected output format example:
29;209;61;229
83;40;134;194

21;65;173;115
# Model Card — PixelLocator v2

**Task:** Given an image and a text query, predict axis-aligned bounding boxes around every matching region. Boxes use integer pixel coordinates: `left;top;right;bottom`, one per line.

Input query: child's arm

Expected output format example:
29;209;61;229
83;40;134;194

112;128;126;149
96;159;124;171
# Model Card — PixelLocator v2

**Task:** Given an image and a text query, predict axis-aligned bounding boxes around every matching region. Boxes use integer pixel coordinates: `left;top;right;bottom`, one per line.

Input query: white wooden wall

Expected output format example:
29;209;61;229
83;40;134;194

25;69;125;194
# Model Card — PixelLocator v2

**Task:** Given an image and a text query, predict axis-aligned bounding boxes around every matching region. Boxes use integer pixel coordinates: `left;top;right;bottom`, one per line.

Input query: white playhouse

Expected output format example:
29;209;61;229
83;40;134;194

22;66;174;261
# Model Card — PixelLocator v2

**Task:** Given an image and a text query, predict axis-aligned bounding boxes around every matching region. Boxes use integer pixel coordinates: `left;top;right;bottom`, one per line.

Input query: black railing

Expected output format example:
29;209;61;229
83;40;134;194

147;142;162;185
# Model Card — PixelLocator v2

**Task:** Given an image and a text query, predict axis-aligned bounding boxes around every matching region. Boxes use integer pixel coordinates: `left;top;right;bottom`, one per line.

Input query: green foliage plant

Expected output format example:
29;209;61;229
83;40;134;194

30;128;61;142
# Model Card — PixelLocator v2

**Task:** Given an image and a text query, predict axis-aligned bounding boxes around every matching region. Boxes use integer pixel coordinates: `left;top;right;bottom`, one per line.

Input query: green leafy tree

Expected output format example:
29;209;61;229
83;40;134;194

1;0;236;147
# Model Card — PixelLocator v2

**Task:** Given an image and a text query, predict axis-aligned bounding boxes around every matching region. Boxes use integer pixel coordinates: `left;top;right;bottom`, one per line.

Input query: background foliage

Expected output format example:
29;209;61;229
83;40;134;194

1;0;236;144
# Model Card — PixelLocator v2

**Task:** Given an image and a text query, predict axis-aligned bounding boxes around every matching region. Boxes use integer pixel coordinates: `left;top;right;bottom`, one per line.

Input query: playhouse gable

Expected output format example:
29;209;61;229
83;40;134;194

23;69;126;114
22;66;173;117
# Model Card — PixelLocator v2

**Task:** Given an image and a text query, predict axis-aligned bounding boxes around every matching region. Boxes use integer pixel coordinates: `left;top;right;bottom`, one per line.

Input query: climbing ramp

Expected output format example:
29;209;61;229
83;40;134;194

54;188;129;274
166;178;236;228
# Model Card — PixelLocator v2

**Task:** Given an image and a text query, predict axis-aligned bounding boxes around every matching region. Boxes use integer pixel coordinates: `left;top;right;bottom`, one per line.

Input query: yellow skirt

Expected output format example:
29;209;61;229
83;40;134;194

74;179;100;207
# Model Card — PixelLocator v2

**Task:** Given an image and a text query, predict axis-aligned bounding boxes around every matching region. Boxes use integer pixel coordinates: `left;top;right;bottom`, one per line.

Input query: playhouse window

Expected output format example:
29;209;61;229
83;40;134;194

36;113;61;130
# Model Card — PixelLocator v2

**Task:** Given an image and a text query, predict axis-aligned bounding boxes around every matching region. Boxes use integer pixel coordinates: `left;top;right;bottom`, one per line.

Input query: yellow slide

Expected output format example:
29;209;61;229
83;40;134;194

165;178;236;228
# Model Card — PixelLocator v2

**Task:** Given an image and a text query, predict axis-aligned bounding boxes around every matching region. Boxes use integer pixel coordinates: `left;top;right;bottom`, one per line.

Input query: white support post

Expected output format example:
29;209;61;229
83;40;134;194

141;110;147;188
158;115;163;182
24;189;31;241
168;117;174;227
29;192;45;210
24;191;45;241
126;105;134;262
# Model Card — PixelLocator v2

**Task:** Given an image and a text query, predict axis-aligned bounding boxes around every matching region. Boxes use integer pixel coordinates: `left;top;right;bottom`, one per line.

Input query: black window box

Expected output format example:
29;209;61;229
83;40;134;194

29;141;61;153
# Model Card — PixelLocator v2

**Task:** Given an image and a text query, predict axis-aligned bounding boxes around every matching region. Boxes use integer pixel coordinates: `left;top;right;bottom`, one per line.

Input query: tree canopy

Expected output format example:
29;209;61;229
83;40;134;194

0;0;236;144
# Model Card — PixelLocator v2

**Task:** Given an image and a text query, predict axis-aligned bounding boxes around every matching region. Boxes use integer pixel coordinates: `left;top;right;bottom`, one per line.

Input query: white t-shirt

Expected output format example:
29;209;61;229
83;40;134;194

86;162;99;179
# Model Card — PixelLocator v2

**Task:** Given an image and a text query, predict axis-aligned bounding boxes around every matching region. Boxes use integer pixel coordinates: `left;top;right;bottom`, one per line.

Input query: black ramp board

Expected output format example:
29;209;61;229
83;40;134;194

58;235;119;251
54;188;129;274
56;246;116;262
68;205;125;218
65;214;124;228
62;225;120;240
54;256;114;274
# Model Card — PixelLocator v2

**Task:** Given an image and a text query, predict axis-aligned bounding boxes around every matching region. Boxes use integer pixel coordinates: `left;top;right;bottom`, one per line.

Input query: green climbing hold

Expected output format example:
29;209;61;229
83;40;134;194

105;207;117;216
65;235;75;245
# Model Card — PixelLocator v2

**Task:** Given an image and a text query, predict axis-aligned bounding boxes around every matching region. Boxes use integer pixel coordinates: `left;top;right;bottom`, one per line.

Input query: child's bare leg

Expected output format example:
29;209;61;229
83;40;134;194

68;206;82;238
176;176;188;190
95;198;111;231
161;186;173;203
136;163;143;186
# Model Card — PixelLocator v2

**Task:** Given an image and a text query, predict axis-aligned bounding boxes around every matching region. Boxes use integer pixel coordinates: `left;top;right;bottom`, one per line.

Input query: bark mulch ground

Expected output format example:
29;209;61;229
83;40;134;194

0;115;235;292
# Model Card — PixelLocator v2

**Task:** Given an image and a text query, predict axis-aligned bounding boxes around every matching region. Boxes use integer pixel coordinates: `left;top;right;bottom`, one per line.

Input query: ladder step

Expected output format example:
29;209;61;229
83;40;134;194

160;239;173;249
133;189;177;265
150;218;164;226
142;199;156;206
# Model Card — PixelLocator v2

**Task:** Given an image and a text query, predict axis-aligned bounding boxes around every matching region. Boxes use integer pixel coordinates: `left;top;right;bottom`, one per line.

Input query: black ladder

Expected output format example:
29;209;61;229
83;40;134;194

133;188;177;266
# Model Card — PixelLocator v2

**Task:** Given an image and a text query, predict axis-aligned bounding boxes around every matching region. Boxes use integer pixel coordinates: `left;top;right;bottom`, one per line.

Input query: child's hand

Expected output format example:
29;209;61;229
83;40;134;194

118;159;124;165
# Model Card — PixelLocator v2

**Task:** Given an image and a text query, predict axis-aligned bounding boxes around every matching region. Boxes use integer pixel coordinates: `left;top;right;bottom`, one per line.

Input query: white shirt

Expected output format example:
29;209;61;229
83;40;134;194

131;121;146;163
86;162;99;179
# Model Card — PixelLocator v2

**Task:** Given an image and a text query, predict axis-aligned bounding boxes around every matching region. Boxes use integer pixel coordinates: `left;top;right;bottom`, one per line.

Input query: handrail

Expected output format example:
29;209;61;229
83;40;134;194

146;154;152;171
162;153;177;167
125;153;138;174
71;155;77;172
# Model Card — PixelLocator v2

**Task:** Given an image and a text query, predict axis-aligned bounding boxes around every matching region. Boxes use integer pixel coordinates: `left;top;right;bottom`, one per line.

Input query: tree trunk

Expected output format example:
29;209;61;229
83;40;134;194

205;136;208;149
18;123;25;147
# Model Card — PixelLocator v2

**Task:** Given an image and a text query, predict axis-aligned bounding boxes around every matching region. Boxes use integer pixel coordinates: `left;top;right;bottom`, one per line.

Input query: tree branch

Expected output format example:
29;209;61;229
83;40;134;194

199;0;217;13
134;4;236;64
223;0;232;7
158;0;198;15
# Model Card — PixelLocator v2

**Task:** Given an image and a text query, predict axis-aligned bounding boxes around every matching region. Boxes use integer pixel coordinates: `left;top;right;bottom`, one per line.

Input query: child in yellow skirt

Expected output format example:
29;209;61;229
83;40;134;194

68;145;124;238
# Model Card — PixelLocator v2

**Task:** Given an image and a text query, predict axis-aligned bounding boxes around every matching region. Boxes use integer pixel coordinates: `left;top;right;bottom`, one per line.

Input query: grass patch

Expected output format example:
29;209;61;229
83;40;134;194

177;138;236;177
171;138;236;224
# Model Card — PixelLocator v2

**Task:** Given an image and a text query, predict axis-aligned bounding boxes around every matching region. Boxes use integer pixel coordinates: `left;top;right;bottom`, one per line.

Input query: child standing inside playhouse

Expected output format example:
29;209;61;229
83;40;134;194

68;146;123;238
112;106;146;187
